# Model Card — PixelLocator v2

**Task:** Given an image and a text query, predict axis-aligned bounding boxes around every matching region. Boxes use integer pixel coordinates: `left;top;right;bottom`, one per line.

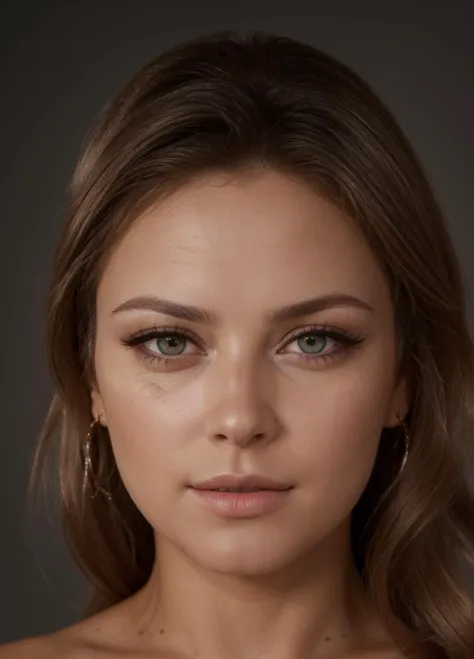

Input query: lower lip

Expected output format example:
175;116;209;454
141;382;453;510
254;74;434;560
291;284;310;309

190;487;292;518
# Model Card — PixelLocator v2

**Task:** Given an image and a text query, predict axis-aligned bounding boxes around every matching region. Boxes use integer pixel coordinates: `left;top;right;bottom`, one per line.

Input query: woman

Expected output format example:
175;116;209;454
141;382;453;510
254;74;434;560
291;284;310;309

2;30;473;659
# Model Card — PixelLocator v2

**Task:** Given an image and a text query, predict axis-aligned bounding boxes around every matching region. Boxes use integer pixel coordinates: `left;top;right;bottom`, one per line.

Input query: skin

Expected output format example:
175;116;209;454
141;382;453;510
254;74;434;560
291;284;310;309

1;168;415;659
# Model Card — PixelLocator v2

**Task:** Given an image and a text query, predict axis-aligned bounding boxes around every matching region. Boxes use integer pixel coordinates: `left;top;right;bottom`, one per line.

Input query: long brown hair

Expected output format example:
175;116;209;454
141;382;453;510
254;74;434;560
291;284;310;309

30;31;474;658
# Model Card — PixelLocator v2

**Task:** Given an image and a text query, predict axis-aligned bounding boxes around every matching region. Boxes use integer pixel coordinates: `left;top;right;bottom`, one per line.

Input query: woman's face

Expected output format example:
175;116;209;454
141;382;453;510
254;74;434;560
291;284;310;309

92;168;408;574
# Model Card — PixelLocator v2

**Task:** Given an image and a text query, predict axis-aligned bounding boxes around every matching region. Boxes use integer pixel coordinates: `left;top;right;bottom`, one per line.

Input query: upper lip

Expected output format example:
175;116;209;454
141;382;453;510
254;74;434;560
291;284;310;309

191;474;293;491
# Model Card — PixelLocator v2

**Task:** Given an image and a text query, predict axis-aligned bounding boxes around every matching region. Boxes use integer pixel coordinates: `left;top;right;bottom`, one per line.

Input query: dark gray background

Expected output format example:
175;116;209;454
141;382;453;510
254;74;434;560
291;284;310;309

1;0;473;644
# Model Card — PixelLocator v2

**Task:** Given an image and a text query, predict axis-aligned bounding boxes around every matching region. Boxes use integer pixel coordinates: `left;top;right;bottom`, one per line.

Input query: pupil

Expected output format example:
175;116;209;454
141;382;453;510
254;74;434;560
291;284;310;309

299;335;325;353
157;336;186;355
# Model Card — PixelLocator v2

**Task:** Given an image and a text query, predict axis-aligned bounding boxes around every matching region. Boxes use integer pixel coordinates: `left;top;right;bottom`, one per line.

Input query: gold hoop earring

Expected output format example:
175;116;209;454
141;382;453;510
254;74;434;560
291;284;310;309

395;413;410;475
82;416;112;500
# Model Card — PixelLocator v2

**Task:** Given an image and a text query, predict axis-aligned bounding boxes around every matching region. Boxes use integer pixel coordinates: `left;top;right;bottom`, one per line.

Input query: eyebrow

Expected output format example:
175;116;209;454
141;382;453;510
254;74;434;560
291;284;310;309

112;293;374;324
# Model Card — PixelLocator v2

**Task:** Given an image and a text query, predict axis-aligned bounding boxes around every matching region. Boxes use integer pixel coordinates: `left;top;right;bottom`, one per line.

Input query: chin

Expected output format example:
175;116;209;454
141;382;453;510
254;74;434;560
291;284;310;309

177;529;313;576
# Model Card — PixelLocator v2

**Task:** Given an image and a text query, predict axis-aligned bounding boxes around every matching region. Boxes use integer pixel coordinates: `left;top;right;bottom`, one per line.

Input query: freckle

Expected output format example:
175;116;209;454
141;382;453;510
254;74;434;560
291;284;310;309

160;628;165;634
324;636;331;642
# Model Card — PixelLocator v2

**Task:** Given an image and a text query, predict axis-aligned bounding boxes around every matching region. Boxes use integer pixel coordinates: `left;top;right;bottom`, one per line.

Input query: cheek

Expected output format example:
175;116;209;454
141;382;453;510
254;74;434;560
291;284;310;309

284;358;395;499
94;364;205;522
295;371;390;510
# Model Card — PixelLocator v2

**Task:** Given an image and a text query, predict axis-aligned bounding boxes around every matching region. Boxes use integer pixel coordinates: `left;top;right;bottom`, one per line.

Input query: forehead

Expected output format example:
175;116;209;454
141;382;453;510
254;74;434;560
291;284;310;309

97;169;391;316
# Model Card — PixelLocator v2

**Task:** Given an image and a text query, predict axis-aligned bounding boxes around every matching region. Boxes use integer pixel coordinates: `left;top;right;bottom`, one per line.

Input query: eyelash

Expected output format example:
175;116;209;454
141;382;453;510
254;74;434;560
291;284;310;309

121;324;366;368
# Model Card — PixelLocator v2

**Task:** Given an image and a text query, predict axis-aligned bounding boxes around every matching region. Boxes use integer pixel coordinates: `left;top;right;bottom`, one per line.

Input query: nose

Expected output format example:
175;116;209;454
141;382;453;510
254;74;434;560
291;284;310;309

202;354;281;448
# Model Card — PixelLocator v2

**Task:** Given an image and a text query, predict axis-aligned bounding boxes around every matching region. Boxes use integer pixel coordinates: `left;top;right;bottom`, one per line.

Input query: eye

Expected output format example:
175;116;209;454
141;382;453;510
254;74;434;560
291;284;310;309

147;333;192;356
278;325;366;364
285;332;331;355
121;323;366;369
121;327;202;365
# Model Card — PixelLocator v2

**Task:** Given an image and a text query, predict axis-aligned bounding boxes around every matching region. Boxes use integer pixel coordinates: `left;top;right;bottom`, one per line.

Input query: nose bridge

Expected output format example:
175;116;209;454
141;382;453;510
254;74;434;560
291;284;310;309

203;348;279;446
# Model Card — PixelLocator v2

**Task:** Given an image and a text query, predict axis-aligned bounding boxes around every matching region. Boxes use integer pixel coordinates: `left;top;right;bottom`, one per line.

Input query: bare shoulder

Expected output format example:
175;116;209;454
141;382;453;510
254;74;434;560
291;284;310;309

0;624;102;658
0;601;142;658
0;634;62;658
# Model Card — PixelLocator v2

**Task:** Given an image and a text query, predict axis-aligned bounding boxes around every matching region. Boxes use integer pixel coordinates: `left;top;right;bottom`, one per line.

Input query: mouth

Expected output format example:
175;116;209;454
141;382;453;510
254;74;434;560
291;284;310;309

201;486;290;493
191;473;294;493
190;485;293;518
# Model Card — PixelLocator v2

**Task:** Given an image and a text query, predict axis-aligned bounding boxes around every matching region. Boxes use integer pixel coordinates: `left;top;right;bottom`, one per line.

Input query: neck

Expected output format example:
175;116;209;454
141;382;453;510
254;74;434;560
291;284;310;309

127;518;397;659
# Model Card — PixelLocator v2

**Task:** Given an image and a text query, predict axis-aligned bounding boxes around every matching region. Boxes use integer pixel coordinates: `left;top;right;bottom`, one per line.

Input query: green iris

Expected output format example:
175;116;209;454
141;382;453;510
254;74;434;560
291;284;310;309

297;334;326;353
157;336;187;355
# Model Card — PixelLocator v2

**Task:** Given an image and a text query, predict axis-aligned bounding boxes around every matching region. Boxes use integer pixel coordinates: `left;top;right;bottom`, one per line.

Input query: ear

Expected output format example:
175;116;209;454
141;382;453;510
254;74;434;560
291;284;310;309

383;373;411;429
90;387;107;426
